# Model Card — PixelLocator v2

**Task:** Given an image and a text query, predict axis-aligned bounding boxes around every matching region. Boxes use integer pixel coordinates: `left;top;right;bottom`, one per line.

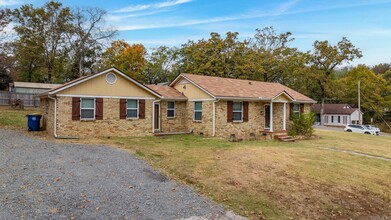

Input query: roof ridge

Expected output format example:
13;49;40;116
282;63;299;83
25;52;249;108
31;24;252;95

182;73;281;85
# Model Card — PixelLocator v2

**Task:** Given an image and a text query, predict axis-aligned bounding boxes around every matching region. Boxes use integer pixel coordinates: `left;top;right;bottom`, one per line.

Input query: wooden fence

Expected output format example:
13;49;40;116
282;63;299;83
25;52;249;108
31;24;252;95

0;91;41;107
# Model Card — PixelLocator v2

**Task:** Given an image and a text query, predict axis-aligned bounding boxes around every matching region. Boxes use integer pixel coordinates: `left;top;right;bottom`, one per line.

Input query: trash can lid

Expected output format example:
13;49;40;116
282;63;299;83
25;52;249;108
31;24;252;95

26;113;42;116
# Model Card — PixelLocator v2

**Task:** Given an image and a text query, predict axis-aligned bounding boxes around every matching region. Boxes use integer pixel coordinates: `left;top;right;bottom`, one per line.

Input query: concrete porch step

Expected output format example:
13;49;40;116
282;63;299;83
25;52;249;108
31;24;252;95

276;135;295;142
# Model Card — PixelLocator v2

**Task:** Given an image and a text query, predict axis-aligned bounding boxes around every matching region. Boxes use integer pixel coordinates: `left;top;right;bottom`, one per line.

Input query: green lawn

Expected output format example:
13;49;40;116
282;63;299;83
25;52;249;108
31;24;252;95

1;107;390;219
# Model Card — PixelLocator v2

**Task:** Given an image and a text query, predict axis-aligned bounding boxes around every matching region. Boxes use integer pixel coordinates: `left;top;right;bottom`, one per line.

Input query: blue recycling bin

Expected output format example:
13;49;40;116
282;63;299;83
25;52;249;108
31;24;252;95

26;114;42;131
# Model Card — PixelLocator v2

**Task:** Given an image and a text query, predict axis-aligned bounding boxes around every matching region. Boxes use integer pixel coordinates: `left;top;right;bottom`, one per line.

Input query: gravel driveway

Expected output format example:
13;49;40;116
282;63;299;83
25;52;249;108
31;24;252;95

0;128;244;220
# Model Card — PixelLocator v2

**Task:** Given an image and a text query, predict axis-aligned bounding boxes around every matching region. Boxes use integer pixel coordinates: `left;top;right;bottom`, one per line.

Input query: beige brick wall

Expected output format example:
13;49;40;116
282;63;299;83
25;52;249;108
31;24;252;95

40;97;55;136
160;100;188;132
55;97;154;137
185;101;213;136
215;101;264;139
273;103;285;131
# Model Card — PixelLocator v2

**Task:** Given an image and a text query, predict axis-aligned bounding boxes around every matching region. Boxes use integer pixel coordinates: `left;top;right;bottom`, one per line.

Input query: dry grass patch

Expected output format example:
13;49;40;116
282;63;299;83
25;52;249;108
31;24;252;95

0;106;34;128
106;134;391;219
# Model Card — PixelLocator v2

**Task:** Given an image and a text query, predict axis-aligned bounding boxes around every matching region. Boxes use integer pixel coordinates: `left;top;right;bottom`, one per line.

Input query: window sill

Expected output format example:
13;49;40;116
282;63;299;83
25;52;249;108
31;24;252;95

193;120;202;123
232;120;243;123
126;118;139;120
80;119;95;121
167;117;176;119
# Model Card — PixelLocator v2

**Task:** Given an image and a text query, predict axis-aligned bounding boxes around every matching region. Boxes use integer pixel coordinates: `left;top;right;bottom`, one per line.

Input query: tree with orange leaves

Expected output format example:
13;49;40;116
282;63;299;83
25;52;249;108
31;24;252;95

100;40;147;80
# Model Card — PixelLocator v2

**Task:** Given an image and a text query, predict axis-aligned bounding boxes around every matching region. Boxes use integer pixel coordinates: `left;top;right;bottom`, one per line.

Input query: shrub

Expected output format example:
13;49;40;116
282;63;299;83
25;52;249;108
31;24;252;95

289;112;316;137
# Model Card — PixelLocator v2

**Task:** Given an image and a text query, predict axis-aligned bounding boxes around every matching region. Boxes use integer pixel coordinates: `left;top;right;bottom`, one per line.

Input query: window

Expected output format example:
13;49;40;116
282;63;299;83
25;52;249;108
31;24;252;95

343;116;347;124
293;104;300;117
126;99;138;119
194;101;202;121
167;101;175;118
81;98;95;120
331;116;334;123
338;116;341;123
233;102;243;122
325;115;328;123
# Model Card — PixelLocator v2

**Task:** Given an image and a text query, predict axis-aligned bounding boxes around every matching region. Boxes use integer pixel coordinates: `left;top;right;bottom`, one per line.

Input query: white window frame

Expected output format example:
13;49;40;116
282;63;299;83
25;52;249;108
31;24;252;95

80;98;95;120
194;101;202;121
167;101;175;118
293;104;300;118
126;99;139;119
232;101;243;122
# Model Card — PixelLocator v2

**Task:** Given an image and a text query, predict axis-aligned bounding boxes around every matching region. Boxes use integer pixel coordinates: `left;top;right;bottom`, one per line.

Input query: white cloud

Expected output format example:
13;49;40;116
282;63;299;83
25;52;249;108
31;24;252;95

114;0;391;31
113;0;192;13
115;0;301;31
0;0;20;6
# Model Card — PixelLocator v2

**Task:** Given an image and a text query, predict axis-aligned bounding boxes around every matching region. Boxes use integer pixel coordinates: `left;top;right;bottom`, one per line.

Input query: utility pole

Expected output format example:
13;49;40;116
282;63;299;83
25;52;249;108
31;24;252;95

358;80;361;124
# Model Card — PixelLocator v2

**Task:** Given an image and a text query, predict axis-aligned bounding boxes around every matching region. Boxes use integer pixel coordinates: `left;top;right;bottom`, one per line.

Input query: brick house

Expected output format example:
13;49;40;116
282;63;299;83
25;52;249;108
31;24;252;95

40;68;316;139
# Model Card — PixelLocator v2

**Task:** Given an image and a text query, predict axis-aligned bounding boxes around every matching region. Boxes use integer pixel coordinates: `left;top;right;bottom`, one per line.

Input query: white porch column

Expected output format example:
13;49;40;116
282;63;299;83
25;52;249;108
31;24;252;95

283;102;286;130
270;101;273;132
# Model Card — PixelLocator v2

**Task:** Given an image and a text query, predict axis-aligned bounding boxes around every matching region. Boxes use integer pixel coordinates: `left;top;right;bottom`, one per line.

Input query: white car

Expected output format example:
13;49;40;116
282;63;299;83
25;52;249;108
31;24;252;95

364;125;380;135
344;124;376;135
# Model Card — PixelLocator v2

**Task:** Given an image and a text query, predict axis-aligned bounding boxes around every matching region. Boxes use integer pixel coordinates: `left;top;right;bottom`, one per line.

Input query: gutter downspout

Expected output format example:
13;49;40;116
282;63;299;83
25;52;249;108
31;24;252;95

48;95;79;139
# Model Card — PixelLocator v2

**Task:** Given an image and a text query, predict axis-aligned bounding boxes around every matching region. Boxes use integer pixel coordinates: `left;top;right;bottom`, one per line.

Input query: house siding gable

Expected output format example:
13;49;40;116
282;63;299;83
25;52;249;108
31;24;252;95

172;77;213;99
58;71;156;98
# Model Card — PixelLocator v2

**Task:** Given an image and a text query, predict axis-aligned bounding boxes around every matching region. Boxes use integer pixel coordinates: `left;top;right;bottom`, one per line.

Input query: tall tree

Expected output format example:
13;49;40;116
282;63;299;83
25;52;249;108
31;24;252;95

0;8;13;89
12;1;73;82
336;65;391;121
67;7;116;78
142;46;179;84
179;32;251;79
249;26;305;82
100;40;147;79
309;37;362;124
371;63;391;75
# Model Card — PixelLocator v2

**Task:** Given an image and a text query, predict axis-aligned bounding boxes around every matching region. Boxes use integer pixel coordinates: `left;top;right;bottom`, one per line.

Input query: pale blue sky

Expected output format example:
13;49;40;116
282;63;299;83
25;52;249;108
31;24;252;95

2;0;391;65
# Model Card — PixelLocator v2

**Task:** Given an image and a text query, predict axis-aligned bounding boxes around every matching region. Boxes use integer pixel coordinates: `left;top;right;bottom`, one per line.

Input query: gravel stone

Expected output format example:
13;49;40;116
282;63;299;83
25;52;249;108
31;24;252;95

0;128;245;220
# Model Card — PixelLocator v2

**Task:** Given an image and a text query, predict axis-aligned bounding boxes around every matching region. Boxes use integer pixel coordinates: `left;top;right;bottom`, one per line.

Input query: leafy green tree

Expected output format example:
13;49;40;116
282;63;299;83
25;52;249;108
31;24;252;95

309;37;362;101
12;1;73;82
142;46;179;84
178;32;252;79
383;69;391;85
100;40;147;80
336;65;391;121
249;27;307;83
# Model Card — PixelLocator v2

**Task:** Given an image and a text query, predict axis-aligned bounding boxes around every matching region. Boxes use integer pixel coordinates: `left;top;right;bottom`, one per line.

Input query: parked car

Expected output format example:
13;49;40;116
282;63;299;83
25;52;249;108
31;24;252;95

344;124;377;135
364;125;380;135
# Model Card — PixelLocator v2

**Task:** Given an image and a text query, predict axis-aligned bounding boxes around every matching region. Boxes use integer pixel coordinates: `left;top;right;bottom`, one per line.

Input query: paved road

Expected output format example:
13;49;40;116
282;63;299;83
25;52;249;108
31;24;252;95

314;125;391;137
0;128;244;220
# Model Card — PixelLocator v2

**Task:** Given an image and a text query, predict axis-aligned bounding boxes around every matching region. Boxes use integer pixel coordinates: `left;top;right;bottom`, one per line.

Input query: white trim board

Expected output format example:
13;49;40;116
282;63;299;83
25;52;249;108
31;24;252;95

55;94;156;100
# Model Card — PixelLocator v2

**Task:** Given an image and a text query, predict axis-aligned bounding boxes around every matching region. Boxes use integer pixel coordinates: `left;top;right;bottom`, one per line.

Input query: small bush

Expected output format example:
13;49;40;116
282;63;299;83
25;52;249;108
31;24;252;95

289;112;316;137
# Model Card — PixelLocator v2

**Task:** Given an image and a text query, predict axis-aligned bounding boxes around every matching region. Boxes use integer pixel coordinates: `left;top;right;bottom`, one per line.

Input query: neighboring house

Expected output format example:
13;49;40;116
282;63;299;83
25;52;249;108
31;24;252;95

9;82;62;94
40;67;316;139
311;104;363;126
0;82;63;107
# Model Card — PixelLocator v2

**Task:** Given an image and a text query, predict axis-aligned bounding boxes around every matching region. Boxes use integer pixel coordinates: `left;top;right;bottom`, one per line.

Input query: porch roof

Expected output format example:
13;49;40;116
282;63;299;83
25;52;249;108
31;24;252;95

147;85;188;100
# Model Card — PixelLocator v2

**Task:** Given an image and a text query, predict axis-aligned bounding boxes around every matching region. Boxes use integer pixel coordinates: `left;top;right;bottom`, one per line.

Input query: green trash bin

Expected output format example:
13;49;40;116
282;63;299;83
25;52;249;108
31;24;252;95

26;113;42;131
